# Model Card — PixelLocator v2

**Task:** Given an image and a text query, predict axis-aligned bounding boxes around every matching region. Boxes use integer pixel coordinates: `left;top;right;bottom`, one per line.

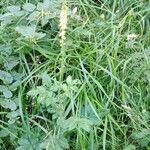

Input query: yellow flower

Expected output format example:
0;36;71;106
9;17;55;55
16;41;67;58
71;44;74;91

59;3;68;47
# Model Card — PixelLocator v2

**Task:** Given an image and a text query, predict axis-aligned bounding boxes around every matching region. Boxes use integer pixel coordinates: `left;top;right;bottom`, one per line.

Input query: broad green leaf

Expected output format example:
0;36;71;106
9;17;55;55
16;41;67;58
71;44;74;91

3;90;13;98
132;129;150;147
4;56;19;70
9;81;21;91
27;86;44;97
37;3;44;11
80;104;100;125
7;5;24;17
66;76;72;85
41;73;52;87
43;0;51;10
41;15;51;26
62;117;93;132
0;45;12;56
124;144;136;150
40;134;69;150
23;3;36;12
18;138;30;145
34;32;46;40
6;110;19;120
0;70;13;84
0;130;9;137
0;85;12;98
15;25;36;38
15;25;46;40
0;99;17;110
0;13;12;25
27;11;40;22
11;71;24;81
17;134;42;150
7;5;20;13
78;118;93;132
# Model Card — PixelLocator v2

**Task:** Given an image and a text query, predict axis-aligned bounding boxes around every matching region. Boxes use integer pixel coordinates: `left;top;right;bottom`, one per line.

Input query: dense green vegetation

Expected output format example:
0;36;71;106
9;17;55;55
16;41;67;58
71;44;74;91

0;0;150;149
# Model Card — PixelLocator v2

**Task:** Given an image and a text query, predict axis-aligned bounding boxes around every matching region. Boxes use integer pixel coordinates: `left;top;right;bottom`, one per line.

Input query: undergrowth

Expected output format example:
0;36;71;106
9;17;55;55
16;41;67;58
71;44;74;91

0;0;150;150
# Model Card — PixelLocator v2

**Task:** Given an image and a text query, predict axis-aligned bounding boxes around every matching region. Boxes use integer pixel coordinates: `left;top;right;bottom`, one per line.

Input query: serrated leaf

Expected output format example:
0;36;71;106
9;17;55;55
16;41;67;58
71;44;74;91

15;25;46;40
15;25;36;38
43;0;51;10
132;129;150;147
7;5;20;13
27;86;42;97
41;134;69;150
41;73;52;87
4;57;19;70
124;144;136;150
34;32;46;40
66;76;72;85
0;130;9;137
9;81;21;91
0;70;13;84
3;90;13;98
11;71;24;81
18;138;30;145
0;45;12;56
6;110;18;119
23;3;36;12
0;13;11;20
62;117;93;132
37;3;44;11
27;11;40;22
0;99;17;111
7;5;24;17
78;118;93;132
0;13;12;25
41;15;51;26
0;85;12;98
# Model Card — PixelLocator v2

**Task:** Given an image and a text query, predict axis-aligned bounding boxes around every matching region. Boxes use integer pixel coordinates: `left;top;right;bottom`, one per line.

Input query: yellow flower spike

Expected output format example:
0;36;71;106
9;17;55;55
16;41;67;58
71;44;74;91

59;1;68;80
59;2;68;47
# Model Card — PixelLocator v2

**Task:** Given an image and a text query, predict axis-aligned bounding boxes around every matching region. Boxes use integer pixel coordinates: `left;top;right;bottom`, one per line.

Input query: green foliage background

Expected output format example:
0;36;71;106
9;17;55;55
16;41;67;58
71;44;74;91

0;0;150;150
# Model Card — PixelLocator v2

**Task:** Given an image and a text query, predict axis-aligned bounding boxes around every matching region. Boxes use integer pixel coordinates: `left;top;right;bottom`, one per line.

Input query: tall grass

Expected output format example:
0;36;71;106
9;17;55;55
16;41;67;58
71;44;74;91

0;0;150;150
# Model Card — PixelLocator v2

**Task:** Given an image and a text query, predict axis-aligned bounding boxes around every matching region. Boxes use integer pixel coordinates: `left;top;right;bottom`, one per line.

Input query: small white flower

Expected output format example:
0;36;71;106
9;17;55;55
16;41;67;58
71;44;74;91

100;14;105;19
142;109;146;113
72;7;77;15
122;104;132;110
127;33;138;41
